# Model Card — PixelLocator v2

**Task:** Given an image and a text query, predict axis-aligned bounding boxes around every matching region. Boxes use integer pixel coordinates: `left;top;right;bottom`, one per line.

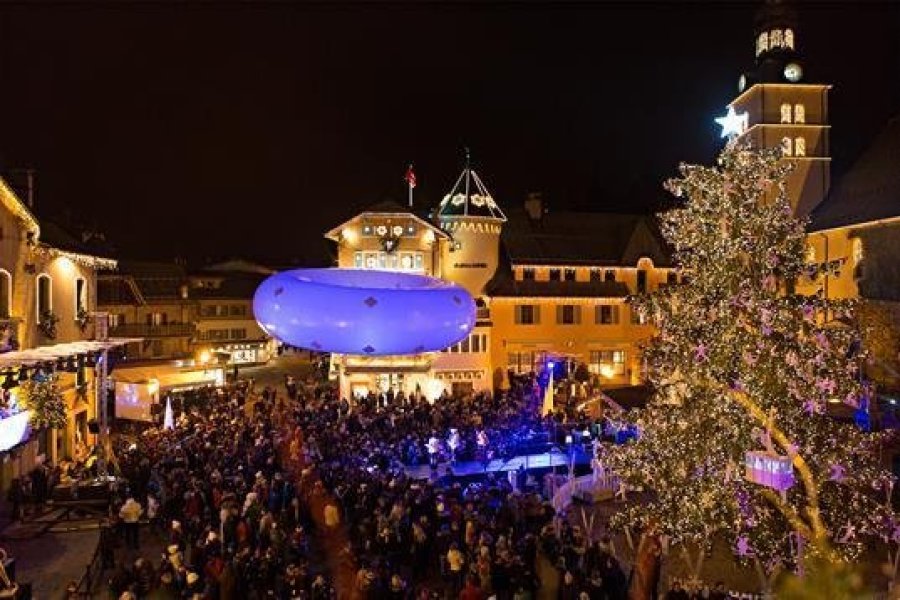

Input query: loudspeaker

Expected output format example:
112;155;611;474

87;420;99;434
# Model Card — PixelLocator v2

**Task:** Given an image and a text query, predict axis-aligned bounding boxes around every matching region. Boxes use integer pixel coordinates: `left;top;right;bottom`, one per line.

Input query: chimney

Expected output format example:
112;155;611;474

524;192;544;221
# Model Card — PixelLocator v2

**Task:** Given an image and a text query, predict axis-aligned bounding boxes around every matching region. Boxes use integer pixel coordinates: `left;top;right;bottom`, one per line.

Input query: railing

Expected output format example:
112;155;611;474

109;322;196;338
70;526;105;598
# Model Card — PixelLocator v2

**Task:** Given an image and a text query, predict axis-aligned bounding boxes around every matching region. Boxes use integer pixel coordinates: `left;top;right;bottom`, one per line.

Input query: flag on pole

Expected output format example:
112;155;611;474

405;164;416;208
405;164;417;189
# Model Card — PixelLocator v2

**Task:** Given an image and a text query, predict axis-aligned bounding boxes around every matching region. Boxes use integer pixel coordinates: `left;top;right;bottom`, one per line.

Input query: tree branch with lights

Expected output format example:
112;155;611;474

606;142;893;590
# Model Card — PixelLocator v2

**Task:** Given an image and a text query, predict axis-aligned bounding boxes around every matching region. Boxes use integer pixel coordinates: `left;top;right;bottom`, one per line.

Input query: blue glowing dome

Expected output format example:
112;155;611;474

253;269;477;355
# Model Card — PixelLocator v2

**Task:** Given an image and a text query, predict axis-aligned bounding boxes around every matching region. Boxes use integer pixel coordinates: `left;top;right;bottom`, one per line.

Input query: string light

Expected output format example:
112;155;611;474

606;141;892;574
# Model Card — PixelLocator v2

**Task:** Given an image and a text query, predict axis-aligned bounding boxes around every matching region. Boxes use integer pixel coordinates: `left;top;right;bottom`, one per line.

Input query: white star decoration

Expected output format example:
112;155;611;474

716;106;749;139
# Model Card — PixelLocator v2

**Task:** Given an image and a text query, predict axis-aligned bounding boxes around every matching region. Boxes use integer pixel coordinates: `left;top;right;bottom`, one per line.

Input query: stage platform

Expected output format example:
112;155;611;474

403;445;592;480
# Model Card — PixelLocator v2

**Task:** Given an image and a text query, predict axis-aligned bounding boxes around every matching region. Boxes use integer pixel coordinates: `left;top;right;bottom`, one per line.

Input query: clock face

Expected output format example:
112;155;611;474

738;74;747;93
784;62;803;82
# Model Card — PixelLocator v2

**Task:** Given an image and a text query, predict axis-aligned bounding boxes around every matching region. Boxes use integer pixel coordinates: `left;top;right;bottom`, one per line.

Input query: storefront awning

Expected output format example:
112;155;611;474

0;337;141;368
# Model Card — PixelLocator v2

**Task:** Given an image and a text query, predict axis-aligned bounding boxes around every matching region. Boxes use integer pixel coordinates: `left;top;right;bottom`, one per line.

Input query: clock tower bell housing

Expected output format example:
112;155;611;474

731;0;831;217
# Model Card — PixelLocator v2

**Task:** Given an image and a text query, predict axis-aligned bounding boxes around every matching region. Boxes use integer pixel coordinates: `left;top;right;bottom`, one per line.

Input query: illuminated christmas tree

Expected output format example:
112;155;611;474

606;142;893;584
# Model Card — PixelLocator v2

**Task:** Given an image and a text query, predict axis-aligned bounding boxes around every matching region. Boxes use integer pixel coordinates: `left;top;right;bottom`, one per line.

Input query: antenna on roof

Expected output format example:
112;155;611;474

463;147;471;216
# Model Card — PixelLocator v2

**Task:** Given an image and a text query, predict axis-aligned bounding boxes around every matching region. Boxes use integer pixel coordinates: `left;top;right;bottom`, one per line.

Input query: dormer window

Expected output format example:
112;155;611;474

770;29;783;48
784;29;795;50
794;137;806;157
781;103;792;124
794;104;805;124
757;32;769;56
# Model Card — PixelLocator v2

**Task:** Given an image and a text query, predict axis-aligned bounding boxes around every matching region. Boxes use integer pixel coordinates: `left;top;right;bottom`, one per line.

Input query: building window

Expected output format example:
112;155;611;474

148;312;167;326
630;308;646;325
604;269;616;282
230;328;247;340
595;305;620;325
36;274;52;320
794;104;805;123
806;244;816;263
589;349;626;376
508;352;535;374
109;313;124;328
784;28;795;49
522;268;535;281
0;270;11;318
470;334;480;353
757;32;768;56
852;237;864;264
354;252;363;268
229;305;247;316
460;336;470;353
151;340;164;357
564;268;576;282
636;270;647;294
781;103;792;124
74;277;86;317
481;334;487;353
770;29;783;48
590;269;602;282
666;272;678;285
549;268;561;282
781;137;792;156
556;304;580;325
514;304;540;325
794;137;806;157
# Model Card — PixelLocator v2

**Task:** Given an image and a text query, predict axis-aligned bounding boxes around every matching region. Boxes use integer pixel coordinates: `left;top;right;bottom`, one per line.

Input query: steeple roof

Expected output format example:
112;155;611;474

437;163;506;221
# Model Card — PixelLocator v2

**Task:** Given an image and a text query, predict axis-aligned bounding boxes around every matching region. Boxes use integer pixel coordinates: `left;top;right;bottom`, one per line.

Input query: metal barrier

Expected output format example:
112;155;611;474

69;526;105;598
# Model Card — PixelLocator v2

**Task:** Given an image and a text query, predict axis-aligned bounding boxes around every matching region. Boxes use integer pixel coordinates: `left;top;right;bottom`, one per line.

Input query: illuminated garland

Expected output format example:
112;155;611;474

30;244;117;271
605;142;893;577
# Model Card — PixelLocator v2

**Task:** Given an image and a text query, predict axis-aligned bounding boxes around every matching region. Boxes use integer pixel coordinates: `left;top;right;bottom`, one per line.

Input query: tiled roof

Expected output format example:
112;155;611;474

810;113;900;231
487;275;630;298
501;207;672;267
97;277;140;305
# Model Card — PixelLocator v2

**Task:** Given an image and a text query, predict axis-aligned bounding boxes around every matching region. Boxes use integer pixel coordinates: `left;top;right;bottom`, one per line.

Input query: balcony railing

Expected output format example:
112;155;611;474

109;323;196;338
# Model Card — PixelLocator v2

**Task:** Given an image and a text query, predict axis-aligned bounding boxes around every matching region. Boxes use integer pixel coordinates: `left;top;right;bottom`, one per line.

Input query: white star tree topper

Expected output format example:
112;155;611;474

716;106;749;139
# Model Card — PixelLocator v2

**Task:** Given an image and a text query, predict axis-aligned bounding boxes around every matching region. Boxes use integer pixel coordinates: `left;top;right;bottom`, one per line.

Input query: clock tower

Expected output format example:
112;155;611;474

730;0;831;216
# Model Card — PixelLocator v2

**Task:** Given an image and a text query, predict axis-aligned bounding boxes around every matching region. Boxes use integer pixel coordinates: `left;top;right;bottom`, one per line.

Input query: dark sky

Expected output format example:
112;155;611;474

0;2;897;265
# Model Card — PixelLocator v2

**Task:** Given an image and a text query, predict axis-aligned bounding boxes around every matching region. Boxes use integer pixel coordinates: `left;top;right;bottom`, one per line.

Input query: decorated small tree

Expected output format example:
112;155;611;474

606;142;892;588
22;374;67;430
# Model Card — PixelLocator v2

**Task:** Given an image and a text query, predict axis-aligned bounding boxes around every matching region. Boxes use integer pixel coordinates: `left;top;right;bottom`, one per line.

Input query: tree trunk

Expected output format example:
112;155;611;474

629;529;662;600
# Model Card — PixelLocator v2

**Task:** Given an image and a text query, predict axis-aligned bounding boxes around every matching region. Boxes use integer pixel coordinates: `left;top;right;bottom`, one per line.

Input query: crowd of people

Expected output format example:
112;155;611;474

81;365;761;600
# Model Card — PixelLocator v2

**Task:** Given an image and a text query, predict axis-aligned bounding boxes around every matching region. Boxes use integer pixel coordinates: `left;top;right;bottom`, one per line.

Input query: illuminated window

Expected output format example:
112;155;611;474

414;253;423;270
781;103;792;123
784;29;795;49
354;252;363;268
806;244;816;263
74;277;86;319
794;137;806;157
781;137;793;156
852;238;864;264
630;308;647;325
589;350;626;375
770;29;783;48
36;274;52;320
794;104;805;124
400;253;414;270
757;32;769;56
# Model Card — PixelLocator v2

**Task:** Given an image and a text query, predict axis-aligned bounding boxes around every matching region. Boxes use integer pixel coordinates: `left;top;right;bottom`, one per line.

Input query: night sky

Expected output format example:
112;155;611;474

0;2;896;265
